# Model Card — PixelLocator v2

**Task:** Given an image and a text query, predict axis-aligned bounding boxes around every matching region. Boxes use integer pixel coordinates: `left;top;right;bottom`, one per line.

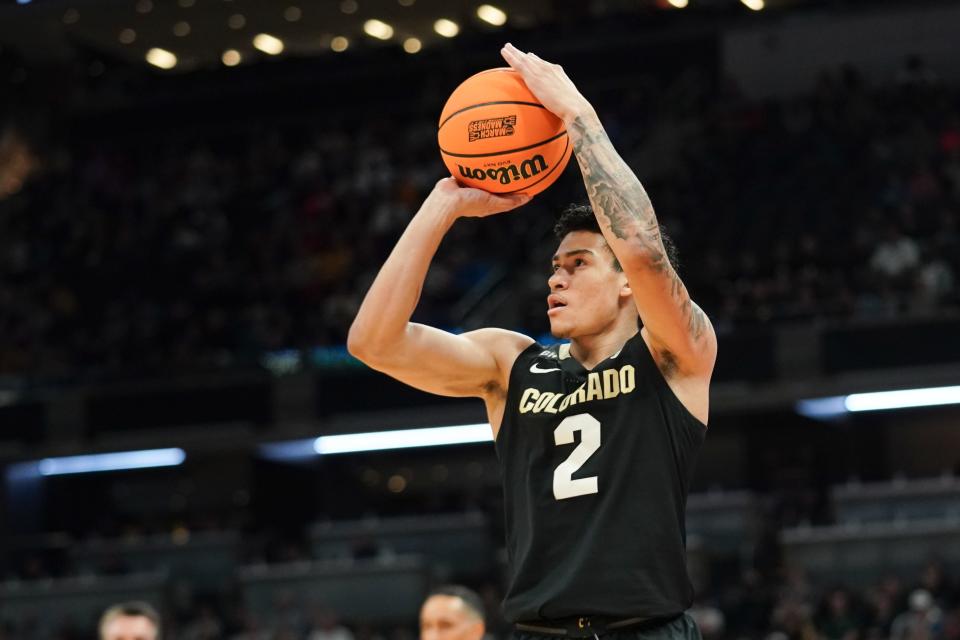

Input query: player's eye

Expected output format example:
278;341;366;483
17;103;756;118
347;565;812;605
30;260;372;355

574;258;585;266
551;264;559;272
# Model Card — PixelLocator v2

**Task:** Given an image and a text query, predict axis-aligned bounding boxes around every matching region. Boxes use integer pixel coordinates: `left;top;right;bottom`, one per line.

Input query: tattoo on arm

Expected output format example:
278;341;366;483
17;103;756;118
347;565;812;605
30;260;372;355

569;114;707;342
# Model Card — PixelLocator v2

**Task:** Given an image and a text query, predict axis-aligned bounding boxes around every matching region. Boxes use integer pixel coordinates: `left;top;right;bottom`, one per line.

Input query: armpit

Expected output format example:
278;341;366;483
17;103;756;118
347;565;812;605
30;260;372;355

654;347;680;379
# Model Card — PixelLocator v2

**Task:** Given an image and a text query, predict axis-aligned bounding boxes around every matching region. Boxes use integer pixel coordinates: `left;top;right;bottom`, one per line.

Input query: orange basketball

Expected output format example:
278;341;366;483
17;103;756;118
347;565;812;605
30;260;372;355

438;68;572;197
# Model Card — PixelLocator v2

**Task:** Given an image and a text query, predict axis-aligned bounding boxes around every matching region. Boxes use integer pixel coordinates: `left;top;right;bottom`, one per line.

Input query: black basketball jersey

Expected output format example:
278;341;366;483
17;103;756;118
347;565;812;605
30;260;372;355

494;331;706;622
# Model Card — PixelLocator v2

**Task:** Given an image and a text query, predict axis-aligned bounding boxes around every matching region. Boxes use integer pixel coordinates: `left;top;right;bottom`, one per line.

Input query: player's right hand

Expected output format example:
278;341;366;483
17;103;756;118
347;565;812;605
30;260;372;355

428;176;530;219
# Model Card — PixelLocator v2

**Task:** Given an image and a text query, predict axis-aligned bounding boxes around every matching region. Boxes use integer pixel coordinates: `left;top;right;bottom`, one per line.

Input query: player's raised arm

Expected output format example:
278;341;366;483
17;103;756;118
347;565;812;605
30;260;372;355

501;43;717;376
347;177;533;399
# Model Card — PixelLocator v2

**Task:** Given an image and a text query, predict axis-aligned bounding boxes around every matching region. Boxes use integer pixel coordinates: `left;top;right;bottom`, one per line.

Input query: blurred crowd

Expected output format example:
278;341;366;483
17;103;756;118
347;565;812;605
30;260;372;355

689;561;960;640
3;557;958;640
1;56;958;379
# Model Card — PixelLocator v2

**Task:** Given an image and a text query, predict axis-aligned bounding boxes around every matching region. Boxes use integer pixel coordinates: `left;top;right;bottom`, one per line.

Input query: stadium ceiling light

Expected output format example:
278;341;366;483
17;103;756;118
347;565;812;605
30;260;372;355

434;18;460;38
476;4;507;26
330;36;349;52
314;423;493;455
146;47;177;69
253;33;284;55
740;0;764;10
222;49;242;66
845;385;960;412
36;448;186;476
363;19;394;40
667;0;689;8
796;385;960;419
403;37;422;53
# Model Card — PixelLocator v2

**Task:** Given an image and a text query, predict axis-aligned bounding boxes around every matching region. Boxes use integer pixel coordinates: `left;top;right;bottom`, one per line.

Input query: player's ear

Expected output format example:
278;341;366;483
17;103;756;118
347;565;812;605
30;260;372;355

619;273;632;300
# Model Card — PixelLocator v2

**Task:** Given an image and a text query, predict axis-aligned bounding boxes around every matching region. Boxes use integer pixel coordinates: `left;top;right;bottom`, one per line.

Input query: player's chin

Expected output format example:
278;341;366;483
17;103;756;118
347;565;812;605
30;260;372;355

548;319;573;339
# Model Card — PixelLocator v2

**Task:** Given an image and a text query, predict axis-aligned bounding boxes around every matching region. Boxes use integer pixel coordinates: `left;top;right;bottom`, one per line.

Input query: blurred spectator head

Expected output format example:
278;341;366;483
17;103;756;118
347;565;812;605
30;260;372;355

419;585;485;640
827;587;850;615
920;560;946;594
0;122;36;200
910;589;933;612
98;601;161;640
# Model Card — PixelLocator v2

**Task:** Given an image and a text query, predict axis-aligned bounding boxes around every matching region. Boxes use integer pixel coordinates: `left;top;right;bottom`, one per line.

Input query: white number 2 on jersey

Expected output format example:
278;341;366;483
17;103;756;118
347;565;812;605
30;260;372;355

553;413;601;500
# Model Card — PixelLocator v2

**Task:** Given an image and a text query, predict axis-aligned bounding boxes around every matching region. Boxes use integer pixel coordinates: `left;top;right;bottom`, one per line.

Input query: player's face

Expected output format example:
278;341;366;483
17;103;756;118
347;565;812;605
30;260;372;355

101;615;158;640
548;231;629;339
419;596;484;640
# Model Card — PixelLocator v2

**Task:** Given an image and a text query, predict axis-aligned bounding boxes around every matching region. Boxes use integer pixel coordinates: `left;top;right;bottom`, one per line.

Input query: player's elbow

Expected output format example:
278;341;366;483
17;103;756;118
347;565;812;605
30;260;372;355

347;321;398;365
346;323;373;362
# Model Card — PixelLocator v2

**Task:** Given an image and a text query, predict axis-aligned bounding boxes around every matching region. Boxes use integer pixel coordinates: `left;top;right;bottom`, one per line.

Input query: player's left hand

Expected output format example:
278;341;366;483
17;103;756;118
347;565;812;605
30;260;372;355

500;43;594;124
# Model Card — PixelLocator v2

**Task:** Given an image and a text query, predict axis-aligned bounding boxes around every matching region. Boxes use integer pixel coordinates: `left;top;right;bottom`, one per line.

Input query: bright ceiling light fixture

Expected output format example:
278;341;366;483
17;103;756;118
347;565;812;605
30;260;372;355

253;33;284;55
145;48;177;69
403;37;422;53
845;385;960;412
741;0;764;10
363;19;395;40
434;18;460;38
222;49;242;66
476;4;507;26
796;384;960;419
37;448;186;476
314;423;492;455
668;0;689;8
331;36;349;52
258;423;494;461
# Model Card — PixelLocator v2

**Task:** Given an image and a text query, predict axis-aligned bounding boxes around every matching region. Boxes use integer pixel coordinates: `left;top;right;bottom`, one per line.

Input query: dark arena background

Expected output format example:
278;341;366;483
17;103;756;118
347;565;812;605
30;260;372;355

2;0;960;638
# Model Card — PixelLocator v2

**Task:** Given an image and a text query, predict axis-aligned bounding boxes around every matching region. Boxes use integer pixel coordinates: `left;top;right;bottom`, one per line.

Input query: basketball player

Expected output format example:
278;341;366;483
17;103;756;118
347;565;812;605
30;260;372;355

99;601;161;640
420;585;486;640
349;43;716;638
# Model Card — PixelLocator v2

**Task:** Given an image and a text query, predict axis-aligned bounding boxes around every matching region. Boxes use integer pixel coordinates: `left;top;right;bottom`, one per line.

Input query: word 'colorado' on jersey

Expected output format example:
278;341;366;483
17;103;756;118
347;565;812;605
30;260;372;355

518;364;636;415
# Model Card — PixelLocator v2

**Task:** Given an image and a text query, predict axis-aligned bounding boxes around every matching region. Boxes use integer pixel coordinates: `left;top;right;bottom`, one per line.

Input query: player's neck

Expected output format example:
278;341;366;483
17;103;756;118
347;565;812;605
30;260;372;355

569;322;639;370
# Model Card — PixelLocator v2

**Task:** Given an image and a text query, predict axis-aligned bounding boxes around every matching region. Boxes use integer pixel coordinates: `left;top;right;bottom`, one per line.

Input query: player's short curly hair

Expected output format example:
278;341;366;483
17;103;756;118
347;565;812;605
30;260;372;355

554;203;679;273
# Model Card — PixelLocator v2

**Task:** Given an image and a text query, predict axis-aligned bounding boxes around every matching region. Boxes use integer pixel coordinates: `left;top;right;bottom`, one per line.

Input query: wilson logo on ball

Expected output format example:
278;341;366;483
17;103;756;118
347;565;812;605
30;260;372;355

468;115;517;142
457;154;548;185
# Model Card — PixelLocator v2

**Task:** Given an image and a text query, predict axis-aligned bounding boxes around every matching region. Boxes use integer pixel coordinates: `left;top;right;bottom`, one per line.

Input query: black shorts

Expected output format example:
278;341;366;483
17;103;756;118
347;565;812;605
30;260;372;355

512;613;702;640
